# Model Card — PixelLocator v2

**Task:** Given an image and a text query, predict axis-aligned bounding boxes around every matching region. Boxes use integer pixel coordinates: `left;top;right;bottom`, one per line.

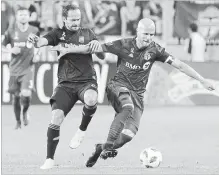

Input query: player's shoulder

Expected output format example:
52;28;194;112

150;41;165;53
120;37;134;47
28;25;39;33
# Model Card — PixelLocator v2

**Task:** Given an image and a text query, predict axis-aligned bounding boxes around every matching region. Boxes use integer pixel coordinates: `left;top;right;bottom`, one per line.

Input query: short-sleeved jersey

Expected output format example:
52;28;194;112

2;24;39;76
102;38;171;95
43;27;97;84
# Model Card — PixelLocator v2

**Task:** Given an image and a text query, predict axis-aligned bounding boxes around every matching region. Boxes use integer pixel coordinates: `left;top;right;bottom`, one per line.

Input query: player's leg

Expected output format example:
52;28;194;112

101;86;134;152
41;86;77;169
86;83;134;166
113;107;143;149
8;76;21;129
20;72;33;126
69;82;98;149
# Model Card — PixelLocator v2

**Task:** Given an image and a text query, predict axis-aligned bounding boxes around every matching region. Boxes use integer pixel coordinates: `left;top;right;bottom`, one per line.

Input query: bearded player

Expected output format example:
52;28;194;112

51;18;215;167
2;7;39;129
28;4;103;169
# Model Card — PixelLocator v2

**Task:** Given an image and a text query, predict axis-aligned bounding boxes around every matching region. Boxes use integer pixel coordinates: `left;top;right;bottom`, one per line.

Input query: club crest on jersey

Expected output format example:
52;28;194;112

128;48;134;57
60;32;66;40
144;53;151;60
79;36;84;43
14;31;19;40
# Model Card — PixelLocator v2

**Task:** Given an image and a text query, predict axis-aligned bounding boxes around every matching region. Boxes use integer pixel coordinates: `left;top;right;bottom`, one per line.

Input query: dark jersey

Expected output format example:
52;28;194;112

2;24;39;76
102;38;171;94
43;27;97;84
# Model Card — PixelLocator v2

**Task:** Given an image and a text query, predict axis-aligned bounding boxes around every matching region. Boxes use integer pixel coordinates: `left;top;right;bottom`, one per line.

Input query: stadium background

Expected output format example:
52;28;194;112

1;0;219;105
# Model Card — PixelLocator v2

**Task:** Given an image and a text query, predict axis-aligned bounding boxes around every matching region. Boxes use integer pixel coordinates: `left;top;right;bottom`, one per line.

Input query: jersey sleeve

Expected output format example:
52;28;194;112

88;29;97;41
155;43;173;64
2;30;11;46
43;28;59;46
101;40;122;55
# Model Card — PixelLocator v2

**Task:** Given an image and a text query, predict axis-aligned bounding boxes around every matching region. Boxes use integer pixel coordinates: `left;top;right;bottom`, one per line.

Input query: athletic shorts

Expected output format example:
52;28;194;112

106;80;144;129
50;81;98;116
8;71;33;95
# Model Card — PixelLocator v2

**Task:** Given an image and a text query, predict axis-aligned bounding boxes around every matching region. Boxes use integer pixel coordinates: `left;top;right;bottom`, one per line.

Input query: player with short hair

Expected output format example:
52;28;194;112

2;6;39;129
52;18;215;167
28;4;103;169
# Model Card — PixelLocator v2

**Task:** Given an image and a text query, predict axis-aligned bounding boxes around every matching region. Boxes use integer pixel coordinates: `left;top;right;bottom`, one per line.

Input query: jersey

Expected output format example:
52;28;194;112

43;27;97;85
102;38;171;95
2;24;39;76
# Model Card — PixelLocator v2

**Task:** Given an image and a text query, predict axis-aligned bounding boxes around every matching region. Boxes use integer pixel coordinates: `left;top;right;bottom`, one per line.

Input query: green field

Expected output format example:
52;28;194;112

2;105;219;174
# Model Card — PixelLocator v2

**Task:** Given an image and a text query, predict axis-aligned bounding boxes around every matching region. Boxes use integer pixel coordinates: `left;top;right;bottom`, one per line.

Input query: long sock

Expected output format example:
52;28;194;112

47;124;60;159
12;96;21;122
21;96;30;114
113;133;132;149
103;106;133;150
79;104;97;131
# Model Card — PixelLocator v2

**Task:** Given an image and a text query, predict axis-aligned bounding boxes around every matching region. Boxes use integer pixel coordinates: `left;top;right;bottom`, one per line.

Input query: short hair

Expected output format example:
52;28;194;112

189;23;198;32
16;6;29;13
62;4;80;18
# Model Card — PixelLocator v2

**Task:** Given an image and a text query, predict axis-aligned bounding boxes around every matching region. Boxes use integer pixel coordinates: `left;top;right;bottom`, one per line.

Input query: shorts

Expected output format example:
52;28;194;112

50;81;98;116
106;81;144;129
8;71;33;95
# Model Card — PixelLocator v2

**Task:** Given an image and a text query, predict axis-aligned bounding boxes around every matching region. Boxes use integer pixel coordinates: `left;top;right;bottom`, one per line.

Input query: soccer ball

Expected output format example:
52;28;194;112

140;148;162;168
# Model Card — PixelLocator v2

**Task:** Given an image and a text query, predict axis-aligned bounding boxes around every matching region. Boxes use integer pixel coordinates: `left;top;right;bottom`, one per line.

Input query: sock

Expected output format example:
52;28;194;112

12;96;21;122
47;124;60;159
21;96;30;115
113;133;132;149
79;104;97;131
103;106;133;150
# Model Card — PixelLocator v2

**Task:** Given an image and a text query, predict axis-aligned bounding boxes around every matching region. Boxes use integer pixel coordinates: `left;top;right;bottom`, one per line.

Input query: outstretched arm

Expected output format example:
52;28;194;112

28;33;49;48
167;56;215;91
50;40;105;59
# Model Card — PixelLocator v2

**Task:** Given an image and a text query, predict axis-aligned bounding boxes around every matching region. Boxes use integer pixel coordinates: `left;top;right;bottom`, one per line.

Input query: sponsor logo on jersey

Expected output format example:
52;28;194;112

60;32;66;40
125;62;141;70
79;36;84;43
125;61;151;70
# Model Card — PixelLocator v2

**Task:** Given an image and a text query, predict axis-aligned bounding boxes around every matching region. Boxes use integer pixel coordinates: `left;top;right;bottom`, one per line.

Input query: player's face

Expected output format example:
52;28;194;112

64;9;81;31
16;10;30;24
137;29;155;48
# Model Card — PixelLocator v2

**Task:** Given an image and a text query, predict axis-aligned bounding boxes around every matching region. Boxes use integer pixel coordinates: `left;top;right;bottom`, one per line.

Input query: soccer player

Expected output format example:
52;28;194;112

2;7;39;129
52;18;215;167
28;4;103;169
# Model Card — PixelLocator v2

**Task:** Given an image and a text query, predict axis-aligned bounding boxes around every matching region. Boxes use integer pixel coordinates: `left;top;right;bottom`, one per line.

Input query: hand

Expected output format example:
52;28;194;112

50;44;70;60
201;79;216;91
11;47;21;55
28;33;39;44
87;40;101;53
94;27;102;35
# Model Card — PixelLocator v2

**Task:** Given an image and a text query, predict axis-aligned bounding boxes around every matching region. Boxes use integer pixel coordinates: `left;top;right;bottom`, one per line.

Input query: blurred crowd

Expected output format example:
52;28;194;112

1;0;163;37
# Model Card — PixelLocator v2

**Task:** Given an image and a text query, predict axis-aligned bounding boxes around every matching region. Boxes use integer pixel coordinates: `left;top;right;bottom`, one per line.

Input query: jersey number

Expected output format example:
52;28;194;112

143;62;151;70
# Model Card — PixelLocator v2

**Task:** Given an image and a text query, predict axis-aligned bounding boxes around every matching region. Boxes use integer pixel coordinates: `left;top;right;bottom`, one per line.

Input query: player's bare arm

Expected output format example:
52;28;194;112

51;40;104;60
28;33;48;48
168;56;215;91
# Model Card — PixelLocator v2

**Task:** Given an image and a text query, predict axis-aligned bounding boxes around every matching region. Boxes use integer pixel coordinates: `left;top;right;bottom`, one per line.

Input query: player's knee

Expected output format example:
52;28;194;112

122;128;137;139
84;89;98;106
12;95;20;104
20;89;32;97
51;109;65;126
119;93;134;111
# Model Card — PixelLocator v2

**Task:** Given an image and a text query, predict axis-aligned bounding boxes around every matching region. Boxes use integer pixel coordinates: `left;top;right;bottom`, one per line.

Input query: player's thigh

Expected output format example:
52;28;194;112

106;82;133;112
78;82;98;106
124;106;143;134
50;86;78;116
8;76;20;95
19;72;33;97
